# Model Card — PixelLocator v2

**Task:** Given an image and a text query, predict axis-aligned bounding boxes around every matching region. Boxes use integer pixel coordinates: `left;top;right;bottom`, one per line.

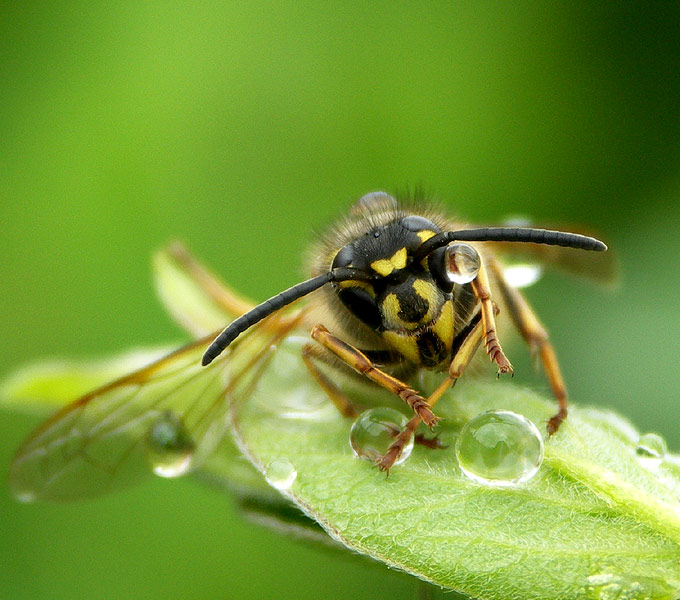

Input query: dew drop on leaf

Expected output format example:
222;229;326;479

145;411;195;478
349;407;413;466
636;432;667;467
265;458;297;490
455;410;544;486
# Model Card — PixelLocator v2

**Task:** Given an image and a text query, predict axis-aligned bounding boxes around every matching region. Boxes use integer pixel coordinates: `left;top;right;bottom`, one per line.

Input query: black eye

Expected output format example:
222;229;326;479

332;245;354;269
428;247;454;293
400;215;439;233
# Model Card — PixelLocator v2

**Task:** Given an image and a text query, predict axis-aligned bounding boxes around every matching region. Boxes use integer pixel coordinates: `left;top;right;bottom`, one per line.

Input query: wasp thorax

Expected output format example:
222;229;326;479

444;243;480;284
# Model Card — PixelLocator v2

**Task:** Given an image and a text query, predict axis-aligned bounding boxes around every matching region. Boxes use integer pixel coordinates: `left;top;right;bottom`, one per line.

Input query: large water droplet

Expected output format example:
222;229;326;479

636;432;667;467
265;459;297;490
145;411;195;478
349;407;413;466
444;243;480;284
455;410;544;486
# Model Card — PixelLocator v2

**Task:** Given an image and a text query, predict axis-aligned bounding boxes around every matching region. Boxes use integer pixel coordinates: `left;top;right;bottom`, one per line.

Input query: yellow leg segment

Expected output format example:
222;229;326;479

470;259;513;375
301;343;359;418
310;324;439;428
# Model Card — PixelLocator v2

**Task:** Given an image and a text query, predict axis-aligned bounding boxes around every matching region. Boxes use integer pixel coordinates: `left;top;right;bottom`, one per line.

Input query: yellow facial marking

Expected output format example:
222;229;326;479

381;292;421;331
338;280;375;297
382;330;420;363
432;300;454;351
412;279;439;322
370;247;407;276
417;230;436;243
382;293;401;323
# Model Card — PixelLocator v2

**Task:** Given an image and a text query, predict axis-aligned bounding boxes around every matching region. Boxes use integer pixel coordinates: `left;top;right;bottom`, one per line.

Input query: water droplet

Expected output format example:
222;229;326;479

455;410;544;486
502;262;544;288
265;459;297;490
444;243;480;284
349;407;413;466
145;412;195;478
636;432;667;467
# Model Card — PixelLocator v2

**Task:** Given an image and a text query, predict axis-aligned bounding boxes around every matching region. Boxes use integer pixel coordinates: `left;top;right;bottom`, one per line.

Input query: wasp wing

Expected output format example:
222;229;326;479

9;319;288;502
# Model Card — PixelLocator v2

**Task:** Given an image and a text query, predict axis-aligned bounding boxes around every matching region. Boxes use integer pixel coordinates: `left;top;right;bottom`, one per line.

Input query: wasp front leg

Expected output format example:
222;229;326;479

310;324;440;428
470;259;513;375
487;258;568;434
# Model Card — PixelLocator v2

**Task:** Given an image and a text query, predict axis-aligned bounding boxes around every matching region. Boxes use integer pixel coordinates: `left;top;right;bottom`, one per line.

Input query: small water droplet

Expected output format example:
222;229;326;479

444;243;480;284
455;410;544;486
349;407;413;466
265;459;297;490
145;411;194;478
636;432;667;467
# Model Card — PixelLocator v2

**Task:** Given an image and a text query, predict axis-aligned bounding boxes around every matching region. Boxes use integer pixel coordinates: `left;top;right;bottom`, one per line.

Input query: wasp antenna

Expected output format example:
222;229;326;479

450;227;607;251
201;268;369;366
415;227;607;260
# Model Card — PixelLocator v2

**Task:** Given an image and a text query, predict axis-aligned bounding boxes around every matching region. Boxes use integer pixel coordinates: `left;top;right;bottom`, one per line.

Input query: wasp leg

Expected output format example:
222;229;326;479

470;259;513;375
310;325;439;428
301;343;360;418
487;258;568;434
166;241;256;317
377;312;486;472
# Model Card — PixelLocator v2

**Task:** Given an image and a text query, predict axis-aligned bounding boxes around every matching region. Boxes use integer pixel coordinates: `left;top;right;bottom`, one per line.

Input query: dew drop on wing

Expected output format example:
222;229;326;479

145;411;195;478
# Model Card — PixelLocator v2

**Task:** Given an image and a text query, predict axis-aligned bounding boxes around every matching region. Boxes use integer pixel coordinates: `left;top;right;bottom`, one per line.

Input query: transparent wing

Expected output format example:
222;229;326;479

9;316;296;502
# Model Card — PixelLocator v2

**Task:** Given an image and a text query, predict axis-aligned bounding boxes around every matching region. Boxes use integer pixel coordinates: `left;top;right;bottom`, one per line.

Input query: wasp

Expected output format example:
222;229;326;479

9;192;607;500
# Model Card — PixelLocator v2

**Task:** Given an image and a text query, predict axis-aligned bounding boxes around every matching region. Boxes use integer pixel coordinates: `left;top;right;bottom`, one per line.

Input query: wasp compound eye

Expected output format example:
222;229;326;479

400;215;439;233
332;244;354;269
444;243;480;284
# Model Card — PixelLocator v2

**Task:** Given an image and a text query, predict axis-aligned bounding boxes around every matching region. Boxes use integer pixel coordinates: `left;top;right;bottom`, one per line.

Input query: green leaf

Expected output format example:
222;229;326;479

232;337;680;600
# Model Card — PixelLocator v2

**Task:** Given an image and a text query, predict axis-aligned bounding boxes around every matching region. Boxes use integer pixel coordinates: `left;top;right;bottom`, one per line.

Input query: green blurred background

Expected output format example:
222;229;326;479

1;3;679;599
